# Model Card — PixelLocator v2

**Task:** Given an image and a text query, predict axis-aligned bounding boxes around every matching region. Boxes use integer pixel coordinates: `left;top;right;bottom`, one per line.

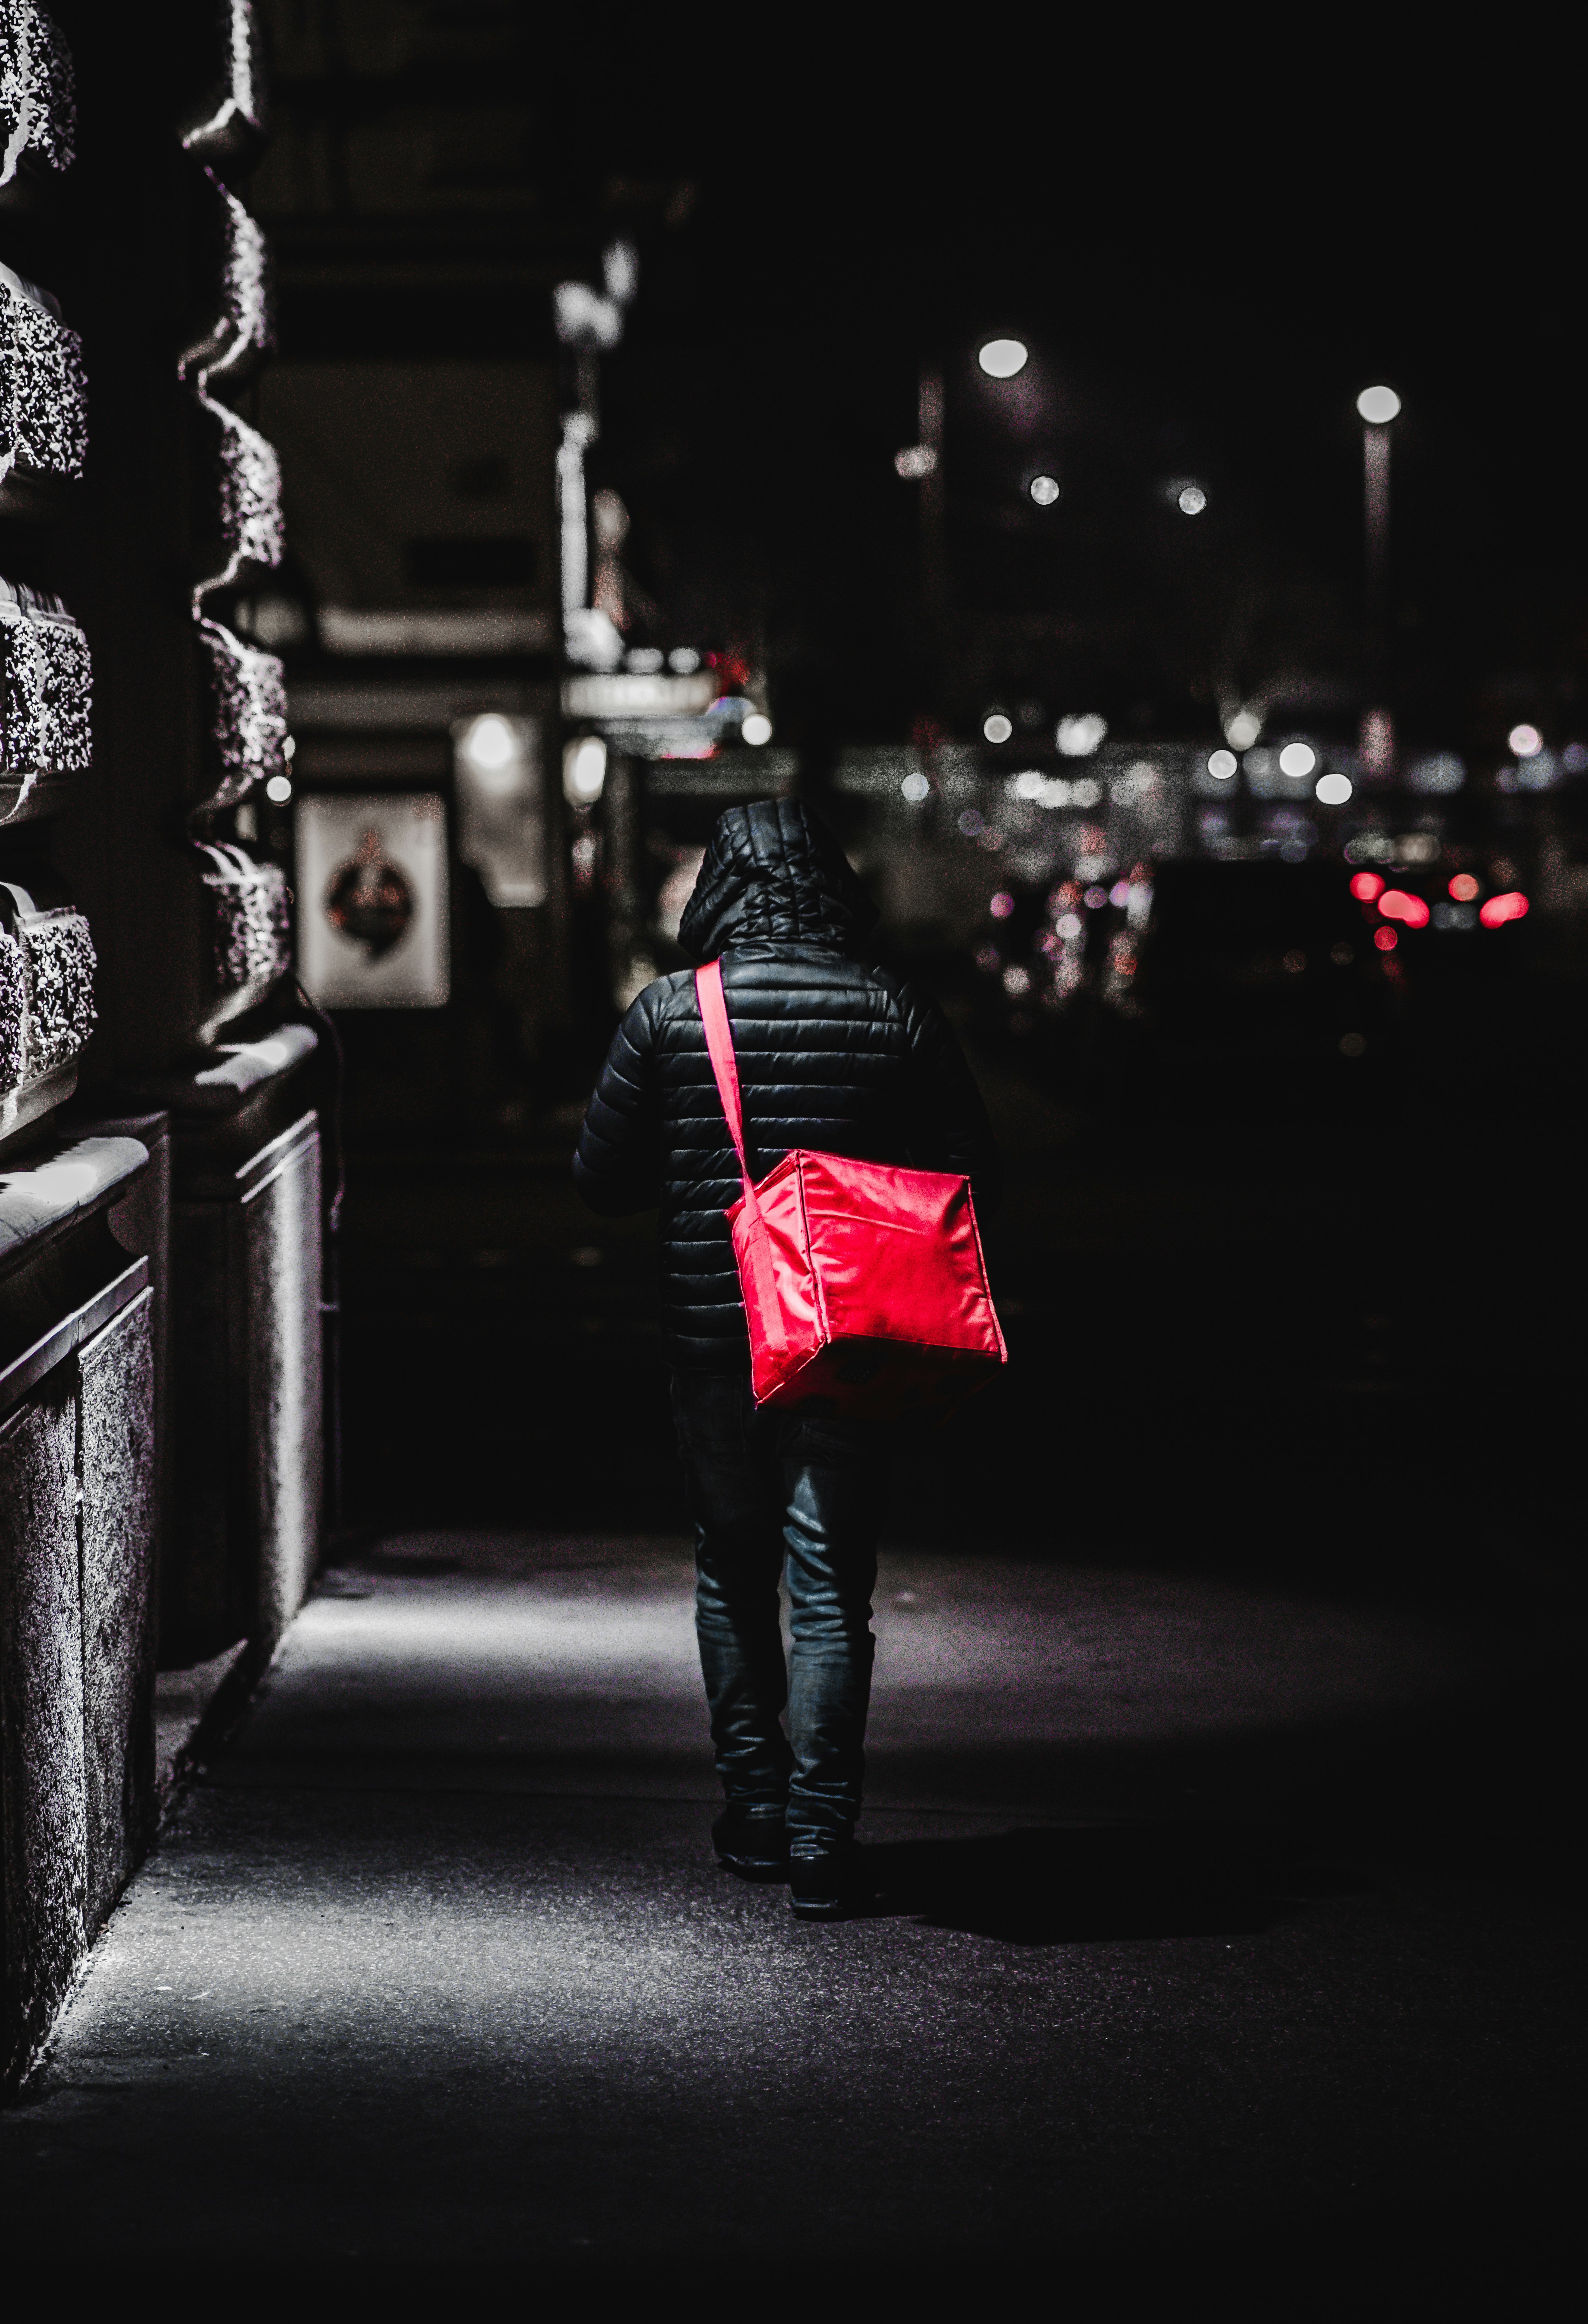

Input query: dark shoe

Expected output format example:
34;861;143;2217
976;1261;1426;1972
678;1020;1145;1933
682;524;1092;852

713;1806;789;1881
788;1850;865;1921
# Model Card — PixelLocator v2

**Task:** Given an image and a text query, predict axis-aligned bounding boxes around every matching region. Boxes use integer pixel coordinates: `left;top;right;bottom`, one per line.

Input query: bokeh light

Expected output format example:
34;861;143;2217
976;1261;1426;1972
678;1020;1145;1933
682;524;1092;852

1356;385;1401;424
1448;873;1480;902
564;735;607;803
989;891;1015;920
1029;474;1060;506
983;712;1013;744
1278;742;1316;779
1315;772;1354;805
462;713;515;769
1479;892;1529;928
1207;750;1237;781
978;338;1028;378
1508;723;1543;758
1057;713;1107;757
1379;890;1431;928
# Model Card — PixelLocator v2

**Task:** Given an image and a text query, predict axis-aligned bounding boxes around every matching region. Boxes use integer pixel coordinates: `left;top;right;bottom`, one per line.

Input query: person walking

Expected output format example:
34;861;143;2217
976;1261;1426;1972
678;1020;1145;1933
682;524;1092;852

574;799;1000;1919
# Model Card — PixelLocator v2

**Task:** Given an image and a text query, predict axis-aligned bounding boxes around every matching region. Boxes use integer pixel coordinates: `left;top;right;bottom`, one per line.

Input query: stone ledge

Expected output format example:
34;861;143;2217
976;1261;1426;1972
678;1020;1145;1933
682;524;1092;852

0;1133;148;1260
130;1022;318;1119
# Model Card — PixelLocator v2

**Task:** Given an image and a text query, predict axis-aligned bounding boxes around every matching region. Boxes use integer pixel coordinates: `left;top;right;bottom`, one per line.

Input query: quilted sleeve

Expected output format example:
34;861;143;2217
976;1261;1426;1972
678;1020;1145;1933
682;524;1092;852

573;989;664;1215
897;982;1003;1215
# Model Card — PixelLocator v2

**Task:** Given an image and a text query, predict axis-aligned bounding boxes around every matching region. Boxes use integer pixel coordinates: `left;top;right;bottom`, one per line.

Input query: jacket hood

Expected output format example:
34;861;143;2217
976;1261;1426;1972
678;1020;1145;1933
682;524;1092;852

677;798;878;962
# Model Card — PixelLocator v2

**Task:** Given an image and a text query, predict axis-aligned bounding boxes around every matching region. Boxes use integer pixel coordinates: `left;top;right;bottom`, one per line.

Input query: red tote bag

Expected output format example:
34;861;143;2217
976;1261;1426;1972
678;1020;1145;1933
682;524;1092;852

696;959;1007;1418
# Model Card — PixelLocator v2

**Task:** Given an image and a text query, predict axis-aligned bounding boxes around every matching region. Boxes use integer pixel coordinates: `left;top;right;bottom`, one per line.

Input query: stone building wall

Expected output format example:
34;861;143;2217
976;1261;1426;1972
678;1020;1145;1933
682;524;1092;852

0;3;322;2096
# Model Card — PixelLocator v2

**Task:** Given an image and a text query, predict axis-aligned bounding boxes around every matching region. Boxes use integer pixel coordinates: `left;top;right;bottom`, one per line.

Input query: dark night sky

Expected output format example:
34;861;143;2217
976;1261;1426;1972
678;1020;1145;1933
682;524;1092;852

581;39;1581;755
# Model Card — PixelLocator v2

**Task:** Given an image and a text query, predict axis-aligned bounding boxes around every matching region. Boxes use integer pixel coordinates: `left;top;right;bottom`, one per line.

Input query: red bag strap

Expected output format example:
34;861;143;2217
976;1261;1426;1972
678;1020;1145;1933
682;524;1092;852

695;960;749;1186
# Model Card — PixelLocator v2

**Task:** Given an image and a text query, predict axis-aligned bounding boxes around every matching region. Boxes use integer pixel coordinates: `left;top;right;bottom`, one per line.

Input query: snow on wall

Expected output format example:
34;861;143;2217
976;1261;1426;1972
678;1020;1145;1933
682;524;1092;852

0;925;22;1088
0;262;86;492
178;0;264;160
0;578;90;788
180;170;271;387
195;393;283;601
21;910;95;1073
199;842;290;991
0;889;97;1091
0;0;75;189
195;617;285;804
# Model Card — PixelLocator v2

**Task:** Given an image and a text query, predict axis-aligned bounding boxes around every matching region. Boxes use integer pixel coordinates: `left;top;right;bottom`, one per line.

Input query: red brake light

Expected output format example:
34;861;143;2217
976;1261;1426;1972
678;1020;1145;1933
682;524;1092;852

1479;891;1529;928
1350;872;1385;902
1378;889;1431;928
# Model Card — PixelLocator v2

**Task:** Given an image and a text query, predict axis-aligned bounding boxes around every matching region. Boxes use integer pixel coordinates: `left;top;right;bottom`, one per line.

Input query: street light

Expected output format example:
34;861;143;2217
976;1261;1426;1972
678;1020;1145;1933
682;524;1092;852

1357;384;1400;777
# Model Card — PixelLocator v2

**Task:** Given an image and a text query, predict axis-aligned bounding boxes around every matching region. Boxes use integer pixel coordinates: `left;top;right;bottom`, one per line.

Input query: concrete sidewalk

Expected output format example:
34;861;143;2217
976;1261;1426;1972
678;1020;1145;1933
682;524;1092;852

2;1535;1574;2298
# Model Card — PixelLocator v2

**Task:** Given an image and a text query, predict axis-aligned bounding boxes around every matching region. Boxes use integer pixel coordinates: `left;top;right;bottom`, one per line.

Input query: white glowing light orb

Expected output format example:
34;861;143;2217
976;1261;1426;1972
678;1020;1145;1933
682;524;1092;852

901;771;930;802
978;338;1029;379
1508;722;1543;758
1278;742;1317;779
1356;385;1401;425
465;714;517;771
1178;485;1207;515
668;648;701;673
1029;474;1060;507
742;713;773;746
1057;713;1107;758
282;735;296;760
1003;965;1031;996
265;773;292;804
983;712;1014;744
1207;750;1238;781
566;736;607;803
1315;771;1354;806
1011;770;1047;800
1225;709;1261;750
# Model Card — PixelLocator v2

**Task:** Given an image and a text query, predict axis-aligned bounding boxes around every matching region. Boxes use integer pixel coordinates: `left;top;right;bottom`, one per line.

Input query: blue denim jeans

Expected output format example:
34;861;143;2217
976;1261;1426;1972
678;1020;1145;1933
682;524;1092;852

671;1368;888;1861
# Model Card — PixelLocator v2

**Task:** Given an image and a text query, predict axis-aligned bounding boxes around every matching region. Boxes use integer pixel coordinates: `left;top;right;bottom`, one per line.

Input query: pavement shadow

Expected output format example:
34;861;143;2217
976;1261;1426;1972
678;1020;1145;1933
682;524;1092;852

858;1824;1367;1945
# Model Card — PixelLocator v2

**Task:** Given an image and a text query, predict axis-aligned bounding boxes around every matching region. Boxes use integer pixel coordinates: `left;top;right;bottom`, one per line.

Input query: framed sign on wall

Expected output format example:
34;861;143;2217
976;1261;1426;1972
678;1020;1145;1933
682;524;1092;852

295;792;450;1008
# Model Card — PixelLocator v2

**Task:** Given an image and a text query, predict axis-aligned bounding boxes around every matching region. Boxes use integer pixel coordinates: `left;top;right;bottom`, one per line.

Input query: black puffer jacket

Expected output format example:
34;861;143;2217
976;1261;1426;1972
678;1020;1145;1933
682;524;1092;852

574;800;1001;1369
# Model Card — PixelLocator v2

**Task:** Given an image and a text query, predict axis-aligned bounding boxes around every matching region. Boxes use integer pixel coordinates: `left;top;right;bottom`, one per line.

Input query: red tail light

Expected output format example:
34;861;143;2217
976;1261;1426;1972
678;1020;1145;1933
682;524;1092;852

1479;891;1529;928
1350;872;1386;902
1378;890;1431;928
